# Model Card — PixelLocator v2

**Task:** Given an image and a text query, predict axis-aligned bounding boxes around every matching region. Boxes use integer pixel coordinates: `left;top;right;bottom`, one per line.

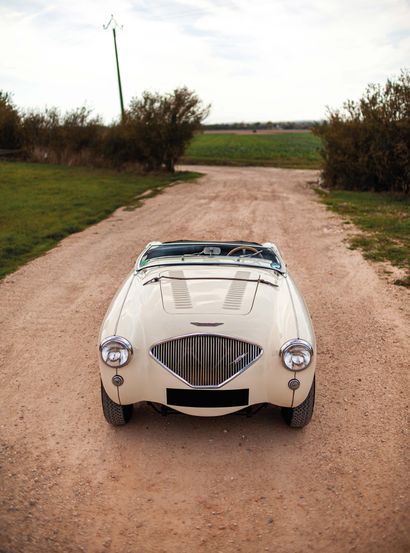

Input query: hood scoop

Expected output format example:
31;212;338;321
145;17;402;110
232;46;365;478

160;269;258;315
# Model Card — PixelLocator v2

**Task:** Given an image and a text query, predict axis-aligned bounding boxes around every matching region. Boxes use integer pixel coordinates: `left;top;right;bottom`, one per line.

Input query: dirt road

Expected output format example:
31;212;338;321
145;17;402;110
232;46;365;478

0;166;409;553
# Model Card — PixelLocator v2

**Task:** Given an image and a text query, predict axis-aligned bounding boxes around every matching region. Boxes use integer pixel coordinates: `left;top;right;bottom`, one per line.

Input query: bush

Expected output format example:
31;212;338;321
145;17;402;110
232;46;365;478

21;106;103;164
1;87;209;172
313;70;410;194
0;92;22;149
127;87;210;171
98;122;143;168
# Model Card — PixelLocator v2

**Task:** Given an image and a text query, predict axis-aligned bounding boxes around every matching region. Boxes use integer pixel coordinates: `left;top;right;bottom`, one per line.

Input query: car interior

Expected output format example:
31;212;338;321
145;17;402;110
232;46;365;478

140;241;282;268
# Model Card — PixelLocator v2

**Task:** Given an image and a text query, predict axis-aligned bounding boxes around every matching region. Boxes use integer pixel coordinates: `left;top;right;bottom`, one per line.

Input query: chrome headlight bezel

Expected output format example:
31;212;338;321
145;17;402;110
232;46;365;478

280;339;313;371
100;336;133;368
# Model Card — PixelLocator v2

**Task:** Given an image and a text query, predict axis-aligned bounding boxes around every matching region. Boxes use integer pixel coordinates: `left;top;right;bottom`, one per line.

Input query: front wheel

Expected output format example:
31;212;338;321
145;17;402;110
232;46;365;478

101;381;133;426
281;377;315;428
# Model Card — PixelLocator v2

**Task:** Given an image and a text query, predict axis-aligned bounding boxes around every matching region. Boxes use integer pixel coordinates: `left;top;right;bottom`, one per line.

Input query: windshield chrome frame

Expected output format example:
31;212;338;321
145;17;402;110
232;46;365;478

136;261;284;276
135;241;286;275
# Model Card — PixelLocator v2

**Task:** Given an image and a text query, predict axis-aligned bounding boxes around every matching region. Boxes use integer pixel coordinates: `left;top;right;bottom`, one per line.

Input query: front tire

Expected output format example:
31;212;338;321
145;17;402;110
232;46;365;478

281;377;315;428
101;381;133;426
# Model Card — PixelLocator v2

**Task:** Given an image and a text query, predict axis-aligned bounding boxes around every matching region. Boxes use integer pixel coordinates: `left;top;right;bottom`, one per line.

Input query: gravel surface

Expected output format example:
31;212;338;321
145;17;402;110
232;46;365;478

0;166;409;553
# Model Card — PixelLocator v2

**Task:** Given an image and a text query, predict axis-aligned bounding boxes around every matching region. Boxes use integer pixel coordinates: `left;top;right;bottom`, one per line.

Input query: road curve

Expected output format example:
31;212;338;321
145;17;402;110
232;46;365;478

0;166;409;553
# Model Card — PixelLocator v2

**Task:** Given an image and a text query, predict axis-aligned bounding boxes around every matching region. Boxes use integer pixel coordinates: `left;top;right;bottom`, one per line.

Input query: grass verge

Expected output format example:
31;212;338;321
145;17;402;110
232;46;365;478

316;188;410;287
0;162;200;279
183;132;321;169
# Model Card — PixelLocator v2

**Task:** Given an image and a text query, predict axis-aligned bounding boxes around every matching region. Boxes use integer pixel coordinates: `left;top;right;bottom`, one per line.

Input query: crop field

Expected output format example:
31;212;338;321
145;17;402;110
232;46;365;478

183;131;321;169
0;162;198;279
317;189;410;286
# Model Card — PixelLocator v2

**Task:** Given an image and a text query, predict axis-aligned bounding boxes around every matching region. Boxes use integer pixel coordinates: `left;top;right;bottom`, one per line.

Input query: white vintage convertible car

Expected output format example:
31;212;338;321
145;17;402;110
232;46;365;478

99;240;316;428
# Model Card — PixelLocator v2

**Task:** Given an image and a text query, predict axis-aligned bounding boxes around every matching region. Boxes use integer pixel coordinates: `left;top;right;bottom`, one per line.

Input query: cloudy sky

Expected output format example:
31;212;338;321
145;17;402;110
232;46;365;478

1;0;409;123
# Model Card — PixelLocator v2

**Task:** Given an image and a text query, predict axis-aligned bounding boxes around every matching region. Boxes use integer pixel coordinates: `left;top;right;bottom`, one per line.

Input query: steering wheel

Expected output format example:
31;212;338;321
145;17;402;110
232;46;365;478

227;245;260;256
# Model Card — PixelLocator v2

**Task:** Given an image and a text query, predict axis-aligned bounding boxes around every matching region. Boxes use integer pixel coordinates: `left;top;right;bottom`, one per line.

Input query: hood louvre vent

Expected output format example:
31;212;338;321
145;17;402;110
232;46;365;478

150;334;263;388
223;271;251;310
169;270;192;309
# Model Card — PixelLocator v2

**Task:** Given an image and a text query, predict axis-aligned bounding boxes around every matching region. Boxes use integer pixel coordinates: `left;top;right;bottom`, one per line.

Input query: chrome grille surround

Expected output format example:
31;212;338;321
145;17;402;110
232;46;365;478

150;333;263;388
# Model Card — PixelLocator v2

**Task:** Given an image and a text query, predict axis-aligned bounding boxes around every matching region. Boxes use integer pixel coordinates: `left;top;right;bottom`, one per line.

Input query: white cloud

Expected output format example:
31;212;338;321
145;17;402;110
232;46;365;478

0;0;409;122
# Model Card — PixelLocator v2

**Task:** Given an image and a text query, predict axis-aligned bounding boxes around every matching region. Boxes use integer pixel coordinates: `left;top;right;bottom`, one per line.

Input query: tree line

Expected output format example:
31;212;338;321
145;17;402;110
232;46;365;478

1;71;409;191
0;87;210;172
204;121;318;131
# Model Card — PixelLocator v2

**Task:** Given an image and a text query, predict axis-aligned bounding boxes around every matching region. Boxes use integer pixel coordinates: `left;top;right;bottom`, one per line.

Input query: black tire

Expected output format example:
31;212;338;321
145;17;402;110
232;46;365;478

281;377;315;428
101;380;133;426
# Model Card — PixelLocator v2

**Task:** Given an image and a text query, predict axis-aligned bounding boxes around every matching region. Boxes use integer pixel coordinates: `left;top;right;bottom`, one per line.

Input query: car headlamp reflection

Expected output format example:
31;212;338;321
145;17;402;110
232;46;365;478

280;339;313;371
100;336;133;368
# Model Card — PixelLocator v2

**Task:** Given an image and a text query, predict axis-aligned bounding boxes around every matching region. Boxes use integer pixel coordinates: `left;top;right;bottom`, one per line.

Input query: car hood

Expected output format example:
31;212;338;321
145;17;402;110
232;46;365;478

106;265;306;352
158;268;267;315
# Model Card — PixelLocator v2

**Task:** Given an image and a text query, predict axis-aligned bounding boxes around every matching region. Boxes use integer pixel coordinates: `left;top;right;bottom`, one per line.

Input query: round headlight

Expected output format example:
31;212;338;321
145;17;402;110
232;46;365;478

280;339;313;371
100;336;133;368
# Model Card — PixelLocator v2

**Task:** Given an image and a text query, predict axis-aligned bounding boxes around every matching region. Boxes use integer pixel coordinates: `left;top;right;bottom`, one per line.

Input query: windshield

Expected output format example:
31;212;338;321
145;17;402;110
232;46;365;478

138;242;283;271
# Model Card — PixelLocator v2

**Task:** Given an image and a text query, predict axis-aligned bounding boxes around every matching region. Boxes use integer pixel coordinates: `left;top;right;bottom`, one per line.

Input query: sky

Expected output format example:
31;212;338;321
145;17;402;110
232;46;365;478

1;0;410;123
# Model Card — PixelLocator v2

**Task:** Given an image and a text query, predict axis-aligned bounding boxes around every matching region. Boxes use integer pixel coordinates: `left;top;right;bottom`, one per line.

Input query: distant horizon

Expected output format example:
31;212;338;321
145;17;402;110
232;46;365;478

203;119;322;125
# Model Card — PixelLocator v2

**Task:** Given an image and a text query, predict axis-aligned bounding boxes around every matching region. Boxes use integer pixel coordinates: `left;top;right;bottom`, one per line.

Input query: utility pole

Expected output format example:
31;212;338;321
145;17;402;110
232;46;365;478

103;15;125;120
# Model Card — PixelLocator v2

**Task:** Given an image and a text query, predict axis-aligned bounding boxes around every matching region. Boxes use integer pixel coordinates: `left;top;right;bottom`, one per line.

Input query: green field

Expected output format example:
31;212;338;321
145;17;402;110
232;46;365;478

0;162;198;279
183;132;321;169
317;189;410;286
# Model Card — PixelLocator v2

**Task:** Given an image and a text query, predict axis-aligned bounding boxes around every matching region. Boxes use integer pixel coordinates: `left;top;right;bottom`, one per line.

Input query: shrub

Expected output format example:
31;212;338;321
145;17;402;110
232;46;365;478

2;87;209;172
313;70;410;194
0;91;22;149
98;122;143;168
21;106;103;164
127;87;210;171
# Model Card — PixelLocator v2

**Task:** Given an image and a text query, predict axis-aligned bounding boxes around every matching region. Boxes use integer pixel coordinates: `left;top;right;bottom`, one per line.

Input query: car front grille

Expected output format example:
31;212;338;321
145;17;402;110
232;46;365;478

150;334;263;388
